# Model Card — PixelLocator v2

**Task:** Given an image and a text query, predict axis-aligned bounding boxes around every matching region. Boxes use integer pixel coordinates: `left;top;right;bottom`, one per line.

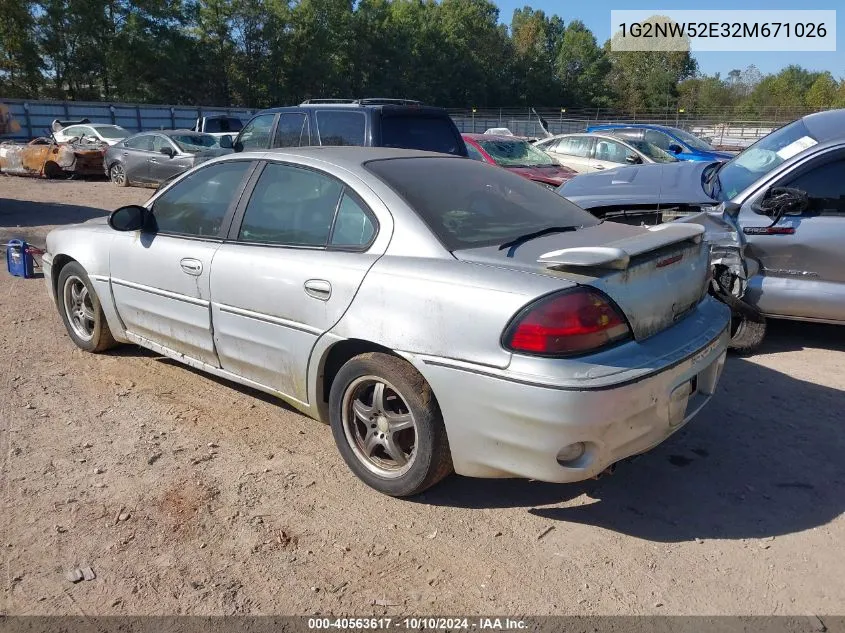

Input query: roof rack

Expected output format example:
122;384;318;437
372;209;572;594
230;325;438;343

299;99;358;105
356;98;422;106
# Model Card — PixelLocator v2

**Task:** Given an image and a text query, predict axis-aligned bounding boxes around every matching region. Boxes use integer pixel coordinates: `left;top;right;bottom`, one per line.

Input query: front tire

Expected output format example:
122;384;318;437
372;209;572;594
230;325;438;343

56;261;117;353
329;352;453;497
729;315;767;354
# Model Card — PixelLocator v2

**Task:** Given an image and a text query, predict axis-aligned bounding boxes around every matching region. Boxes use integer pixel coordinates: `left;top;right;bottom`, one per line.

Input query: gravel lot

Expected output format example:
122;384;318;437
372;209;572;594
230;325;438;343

2;175;844;617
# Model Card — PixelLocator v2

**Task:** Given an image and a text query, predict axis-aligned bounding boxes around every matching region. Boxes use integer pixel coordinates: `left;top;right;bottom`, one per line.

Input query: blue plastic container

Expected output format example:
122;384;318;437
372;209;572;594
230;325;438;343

6;239;35;278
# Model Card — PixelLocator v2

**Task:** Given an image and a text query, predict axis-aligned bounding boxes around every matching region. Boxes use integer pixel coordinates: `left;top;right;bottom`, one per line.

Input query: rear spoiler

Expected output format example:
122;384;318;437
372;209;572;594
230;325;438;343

538;223;705;271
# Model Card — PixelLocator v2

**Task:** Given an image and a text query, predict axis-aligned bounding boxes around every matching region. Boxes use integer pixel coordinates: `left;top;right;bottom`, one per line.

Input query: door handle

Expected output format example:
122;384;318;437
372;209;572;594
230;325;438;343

180;258;203;276
594;165;605;170
304;279;331;301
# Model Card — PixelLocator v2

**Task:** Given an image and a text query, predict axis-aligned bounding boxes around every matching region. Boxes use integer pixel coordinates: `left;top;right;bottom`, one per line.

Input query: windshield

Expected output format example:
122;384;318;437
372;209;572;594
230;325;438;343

171;134;218;153
477;138;555;167
204;118;243;133
669;127;714;151
365;156;598;250
92;125;128;139
626;140;678;163
707;119;818;201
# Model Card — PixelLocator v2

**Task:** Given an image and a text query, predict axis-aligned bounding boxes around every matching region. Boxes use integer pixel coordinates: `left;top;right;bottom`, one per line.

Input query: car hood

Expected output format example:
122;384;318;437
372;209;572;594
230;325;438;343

506;165;576;186
559;161;717;210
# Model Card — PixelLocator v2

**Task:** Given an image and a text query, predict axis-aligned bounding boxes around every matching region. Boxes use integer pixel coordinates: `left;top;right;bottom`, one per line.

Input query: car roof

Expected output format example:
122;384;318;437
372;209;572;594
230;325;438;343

256;104;448;115
801;108;845;142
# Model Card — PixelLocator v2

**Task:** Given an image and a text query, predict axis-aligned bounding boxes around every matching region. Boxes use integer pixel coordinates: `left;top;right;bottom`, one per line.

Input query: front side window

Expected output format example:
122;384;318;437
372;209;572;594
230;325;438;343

238;163;343;246
93;125;127;139
152;135;175;153
669;127;715;151
626;140;678;163
124;134;154;151
316;111;366;146
594;139;631;164
273;113;309;148
62;126;82;137
238;113;276;150
644;130;674;151
151;161;251;237
783;158;845;216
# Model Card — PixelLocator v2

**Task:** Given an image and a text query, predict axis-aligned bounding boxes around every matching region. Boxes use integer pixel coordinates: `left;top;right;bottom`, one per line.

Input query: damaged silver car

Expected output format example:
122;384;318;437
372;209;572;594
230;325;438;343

560;109;845;352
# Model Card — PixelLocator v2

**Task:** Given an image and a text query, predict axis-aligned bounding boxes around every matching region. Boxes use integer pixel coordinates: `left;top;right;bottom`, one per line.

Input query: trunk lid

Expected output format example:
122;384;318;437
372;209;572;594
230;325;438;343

454;221;710;341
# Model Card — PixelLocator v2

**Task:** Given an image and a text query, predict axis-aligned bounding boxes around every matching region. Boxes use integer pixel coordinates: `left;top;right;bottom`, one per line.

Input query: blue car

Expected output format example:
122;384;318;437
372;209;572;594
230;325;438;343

586;124;733;162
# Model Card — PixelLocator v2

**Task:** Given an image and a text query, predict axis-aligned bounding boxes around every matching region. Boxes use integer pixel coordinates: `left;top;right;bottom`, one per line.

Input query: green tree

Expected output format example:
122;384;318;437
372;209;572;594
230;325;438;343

805;72;839;110
0;0;42;97
555;20;611;108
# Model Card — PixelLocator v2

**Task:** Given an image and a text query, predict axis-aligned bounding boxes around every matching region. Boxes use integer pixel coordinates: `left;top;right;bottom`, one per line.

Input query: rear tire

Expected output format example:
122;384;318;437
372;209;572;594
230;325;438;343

56;261;118;353
729;315;767;354
109;163;128;187
329;352;453;497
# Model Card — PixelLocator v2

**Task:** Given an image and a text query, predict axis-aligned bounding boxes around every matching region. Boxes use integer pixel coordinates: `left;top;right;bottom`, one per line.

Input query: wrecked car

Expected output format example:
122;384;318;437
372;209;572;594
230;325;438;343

559;108;845;352
42;148;729;496
0;136;107;178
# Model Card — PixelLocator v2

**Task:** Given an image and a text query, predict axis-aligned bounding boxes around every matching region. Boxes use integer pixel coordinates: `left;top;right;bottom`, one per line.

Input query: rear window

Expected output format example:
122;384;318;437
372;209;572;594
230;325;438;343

204;117;243;133
366;157;598;251
380;115;464;156
317;111;366;146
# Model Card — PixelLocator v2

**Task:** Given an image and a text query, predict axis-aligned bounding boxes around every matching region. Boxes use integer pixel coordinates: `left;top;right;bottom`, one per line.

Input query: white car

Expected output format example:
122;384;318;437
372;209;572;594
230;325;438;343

52;120;129;146
534;133;679;173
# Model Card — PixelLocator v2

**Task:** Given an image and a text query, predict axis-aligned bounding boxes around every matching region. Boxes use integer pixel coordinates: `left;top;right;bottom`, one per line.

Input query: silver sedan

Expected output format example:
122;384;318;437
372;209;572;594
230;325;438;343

42;148;730;497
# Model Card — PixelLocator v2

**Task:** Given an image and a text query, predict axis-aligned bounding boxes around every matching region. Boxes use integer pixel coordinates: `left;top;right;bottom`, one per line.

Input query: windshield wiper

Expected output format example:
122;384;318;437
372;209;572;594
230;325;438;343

498;226;578;258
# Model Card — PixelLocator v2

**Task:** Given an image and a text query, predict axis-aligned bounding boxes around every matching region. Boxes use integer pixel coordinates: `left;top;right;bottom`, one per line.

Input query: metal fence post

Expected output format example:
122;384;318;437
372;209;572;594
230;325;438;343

63;101;69;119
23;102;32;139
136;105;142;131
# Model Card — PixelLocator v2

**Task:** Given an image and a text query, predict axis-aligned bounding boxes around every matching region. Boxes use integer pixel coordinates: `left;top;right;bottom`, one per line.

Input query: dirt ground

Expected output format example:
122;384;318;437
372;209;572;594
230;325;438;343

1;175;844;618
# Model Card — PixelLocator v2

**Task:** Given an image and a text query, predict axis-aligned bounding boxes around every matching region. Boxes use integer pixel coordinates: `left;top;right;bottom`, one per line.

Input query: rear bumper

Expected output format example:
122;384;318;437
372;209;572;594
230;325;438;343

409;297;730;482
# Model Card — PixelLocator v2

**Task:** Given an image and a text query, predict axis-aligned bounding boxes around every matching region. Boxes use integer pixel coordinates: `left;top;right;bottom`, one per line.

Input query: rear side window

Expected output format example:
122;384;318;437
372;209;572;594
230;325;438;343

238;163;343;246
366;157;598;250
273;113;310;148
556;136;592;158
124;134;154;151
316;111;366;146
152;161;251;237
380;115;463;155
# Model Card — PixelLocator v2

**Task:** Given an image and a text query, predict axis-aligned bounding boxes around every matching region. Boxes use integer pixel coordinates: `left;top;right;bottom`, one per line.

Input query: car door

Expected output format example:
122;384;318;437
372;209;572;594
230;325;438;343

740;152;845;323
209;160;386;404
271;112;310;148
109;160;255;365
235;113;278;151
590;138;636;171
149;135;194;183
547;136;594;172
119;134;157;183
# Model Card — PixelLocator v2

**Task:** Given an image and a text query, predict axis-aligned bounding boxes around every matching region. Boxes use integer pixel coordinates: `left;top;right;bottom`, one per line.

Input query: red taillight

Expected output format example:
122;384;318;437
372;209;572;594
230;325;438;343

503;289;632;356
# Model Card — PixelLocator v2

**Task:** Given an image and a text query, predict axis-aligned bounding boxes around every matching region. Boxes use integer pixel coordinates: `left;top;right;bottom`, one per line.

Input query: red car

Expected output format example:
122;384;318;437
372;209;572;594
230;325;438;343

462;133;576;189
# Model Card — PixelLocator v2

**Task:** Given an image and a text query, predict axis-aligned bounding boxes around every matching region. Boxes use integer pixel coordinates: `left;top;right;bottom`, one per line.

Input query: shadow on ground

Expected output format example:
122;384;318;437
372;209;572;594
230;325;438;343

0;197;107;230
418;322;845;542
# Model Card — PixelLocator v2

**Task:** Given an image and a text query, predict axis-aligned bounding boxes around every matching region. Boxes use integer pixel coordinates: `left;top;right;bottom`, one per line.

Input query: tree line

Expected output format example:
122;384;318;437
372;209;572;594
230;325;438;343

2;0;844;118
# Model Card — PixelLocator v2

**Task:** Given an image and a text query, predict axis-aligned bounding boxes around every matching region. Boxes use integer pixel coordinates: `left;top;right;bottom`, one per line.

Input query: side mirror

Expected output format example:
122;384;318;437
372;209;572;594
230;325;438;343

625;154;642;164
668;143;683;154
218;135;233;149
233;139;244;153
108;205;150;232
756;187;809;217
159;146;175;158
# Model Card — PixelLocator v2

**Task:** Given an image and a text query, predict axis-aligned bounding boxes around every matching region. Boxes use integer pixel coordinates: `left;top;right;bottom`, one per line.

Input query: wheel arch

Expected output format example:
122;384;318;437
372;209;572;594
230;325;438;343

313;338;405;424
